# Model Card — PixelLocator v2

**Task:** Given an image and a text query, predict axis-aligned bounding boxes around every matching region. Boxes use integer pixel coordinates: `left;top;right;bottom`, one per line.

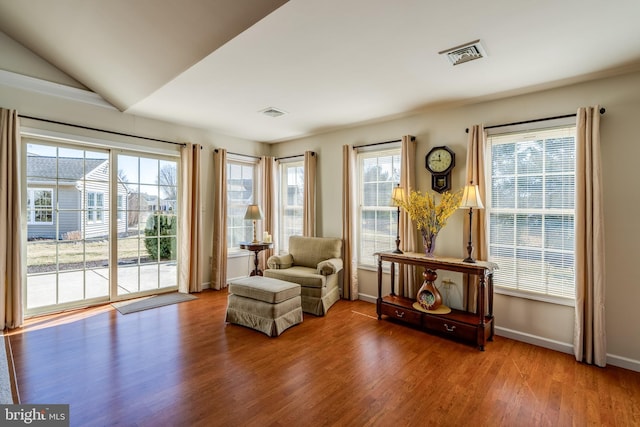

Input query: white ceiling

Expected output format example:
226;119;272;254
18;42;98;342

1;0;640;143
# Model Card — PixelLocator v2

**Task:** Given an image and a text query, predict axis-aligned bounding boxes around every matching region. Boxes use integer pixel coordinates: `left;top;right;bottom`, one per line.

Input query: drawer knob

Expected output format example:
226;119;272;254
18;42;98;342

394;310;405;318
444;323;456;332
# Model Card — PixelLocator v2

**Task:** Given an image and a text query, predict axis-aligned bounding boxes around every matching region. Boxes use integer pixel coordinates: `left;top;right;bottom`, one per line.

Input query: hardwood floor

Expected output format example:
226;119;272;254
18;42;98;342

7;289;640;427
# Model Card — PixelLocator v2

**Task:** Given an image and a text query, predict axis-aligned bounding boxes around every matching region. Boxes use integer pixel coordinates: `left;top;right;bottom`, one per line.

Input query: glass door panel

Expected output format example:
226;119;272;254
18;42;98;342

25;142;110;313
115;154;178;297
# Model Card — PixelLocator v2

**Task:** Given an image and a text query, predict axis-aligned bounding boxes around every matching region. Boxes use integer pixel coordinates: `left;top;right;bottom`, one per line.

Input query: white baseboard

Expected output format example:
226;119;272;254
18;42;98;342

495;326;574;354
358;296;640;373
358;293;377;304
606;353;640;373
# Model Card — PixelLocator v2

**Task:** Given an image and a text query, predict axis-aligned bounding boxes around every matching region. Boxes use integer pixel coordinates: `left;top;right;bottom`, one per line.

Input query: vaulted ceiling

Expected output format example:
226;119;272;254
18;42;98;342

1;0;640;142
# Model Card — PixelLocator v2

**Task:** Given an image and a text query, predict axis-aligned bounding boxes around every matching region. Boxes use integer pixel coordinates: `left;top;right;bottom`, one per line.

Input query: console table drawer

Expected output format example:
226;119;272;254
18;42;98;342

423;317;477;342
380;303;422;326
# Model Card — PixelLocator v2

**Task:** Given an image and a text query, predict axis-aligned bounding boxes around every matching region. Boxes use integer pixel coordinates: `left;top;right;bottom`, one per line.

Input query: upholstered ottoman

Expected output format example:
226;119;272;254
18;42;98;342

225;276;303;337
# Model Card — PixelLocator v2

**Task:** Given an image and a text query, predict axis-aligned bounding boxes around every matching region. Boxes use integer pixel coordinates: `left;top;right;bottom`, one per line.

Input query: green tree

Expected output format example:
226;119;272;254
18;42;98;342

144;213;177;260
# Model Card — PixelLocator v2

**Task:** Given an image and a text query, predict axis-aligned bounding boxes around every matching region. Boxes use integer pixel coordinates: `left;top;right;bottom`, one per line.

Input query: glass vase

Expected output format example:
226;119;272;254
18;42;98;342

422;230;438;258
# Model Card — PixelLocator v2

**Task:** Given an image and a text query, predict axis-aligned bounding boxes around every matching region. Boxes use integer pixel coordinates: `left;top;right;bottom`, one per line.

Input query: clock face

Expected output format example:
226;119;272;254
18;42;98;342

427;148;453;173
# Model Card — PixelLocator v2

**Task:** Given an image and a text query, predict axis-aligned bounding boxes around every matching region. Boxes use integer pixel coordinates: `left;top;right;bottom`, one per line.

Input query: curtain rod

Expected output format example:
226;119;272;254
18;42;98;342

275;151;315;161
353;136;415;149
465;108;606;133
19;114;186;146
214;149;261;160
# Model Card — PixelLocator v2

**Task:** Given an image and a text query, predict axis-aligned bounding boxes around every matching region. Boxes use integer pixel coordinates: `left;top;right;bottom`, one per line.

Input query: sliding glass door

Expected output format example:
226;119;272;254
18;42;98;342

24;138;179;315
115;154;178;297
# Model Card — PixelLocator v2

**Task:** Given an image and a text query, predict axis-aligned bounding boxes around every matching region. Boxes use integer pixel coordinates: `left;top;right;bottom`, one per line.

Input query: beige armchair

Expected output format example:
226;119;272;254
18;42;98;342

264;236;343;316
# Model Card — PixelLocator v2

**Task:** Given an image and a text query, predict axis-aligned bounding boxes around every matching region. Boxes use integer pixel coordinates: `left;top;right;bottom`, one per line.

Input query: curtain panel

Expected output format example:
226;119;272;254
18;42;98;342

463;125;489;312
397;135;419;298
574;105;606;367
341;145;358;300
260;156;276;271
303;151;317;237
178;143;203;293
211;149;228;290
0;108;23;329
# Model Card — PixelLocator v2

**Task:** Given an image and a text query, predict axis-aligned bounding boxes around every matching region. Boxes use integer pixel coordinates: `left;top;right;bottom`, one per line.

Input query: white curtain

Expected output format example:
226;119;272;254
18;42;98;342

574;105;606;367
0;108;23;329
178;143;203;293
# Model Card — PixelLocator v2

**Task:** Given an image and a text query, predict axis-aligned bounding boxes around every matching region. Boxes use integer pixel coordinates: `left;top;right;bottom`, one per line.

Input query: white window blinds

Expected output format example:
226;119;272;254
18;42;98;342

488;126;576;302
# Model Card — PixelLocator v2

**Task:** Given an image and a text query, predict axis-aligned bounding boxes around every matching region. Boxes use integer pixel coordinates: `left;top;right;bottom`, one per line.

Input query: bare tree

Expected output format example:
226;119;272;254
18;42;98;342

159;164;177;202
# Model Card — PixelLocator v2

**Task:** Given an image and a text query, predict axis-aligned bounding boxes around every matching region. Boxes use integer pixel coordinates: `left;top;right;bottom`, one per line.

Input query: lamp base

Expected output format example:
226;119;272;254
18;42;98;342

392;237;403;254
462;256;476;263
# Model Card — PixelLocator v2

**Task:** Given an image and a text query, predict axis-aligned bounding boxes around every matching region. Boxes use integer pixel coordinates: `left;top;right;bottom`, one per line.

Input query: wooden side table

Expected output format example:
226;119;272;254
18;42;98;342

240;242;274;276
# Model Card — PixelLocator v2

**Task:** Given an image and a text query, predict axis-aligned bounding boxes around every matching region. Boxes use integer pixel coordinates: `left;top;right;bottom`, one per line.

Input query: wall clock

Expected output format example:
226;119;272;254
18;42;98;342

425;146;455;193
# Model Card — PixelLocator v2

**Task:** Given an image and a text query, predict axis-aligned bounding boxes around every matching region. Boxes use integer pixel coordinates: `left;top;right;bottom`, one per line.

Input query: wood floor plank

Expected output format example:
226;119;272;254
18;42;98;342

7;289;640;427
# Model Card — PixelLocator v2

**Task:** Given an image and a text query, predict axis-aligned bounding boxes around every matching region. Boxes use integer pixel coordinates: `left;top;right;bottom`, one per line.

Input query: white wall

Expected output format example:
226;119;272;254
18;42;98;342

271;71;640;371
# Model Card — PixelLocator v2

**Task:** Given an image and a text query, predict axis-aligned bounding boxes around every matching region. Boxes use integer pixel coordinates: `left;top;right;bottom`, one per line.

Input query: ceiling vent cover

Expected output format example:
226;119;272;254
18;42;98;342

439;40;487;66
260;107;287;118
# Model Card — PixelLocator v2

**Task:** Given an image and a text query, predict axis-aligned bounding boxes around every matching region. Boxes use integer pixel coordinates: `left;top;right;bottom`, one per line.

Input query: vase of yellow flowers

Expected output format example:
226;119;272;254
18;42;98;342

392;189;462;257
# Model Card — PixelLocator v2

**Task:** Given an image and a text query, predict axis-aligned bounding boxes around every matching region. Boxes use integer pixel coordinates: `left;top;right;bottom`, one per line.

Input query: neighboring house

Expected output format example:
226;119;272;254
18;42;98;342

26;155;129;240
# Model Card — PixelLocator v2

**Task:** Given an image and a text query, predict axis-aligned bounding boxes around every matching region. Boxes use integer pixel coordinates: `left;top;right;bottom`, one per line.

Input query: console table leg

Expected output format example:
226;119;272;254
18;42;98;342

377;257;382;320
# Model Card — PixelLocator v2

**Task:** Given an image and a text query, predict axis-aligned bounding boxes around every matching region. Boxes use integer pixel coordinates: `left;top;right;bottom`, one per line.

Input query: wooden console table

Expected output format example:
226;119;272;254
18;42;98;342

376;251;498;351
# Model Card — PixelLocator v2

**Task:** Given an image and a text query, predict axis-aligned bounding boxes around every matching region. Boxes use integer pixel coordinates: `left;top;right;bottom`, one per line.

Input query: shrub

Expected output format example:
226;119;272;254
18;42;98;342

144;213;177;261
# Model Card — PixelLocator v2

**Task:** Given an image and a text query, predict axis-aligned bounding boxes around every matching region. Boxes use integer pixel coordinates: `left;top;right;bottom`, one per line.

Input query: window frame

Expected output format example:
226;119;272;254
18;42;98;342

226;156;259;254
356;145;401;269
86;191;105;224
26;188;54;225
487;124;577;306
278;159;304;254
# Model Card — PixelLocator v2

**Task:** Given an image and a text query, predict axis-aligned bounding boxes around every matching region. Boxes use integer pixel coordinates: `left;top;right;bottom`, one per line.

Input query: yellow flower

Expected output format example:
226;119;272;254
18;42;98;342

393;189;463;235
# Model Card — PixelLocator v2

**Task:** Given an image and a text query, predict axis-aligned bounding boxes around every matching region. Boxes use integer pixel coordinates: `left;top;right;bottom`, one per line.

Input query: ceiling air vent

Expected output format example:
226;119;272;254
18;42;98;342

439;40;487;66
260;107;287;118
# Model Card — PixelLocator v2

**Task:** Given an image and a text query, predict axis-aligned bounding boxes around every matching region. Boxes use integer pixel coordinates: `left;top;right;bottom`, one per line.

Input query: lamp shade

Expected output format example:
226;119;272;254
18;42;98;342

244;204;264;220
459;184;484;209
391;185;405;207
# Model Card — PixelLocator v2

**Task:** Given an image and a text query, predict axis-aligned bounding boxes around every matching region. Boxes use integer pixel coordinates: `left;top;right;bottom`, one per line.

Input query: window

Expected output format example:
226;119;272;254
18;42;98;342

279;161;304;252
358;147;401;267
87;191;104;223
27;188;53;224
227;159;257;250
487;126;576;302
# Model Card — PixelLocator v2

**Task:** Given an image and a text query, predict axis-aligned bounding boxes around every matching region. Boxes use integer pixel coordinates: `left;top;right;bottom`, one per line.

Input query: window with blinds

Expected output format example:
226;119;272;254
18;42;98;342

279;160;304;253
357;147;401;267
487;126;576;303
226;159;257;251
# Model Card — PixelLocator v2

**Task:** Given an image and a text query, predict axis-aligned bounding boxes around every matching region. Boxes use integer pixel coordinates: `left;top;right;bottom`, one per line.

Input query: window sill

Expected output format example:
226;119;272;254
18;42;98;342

227;250;252;259
357;264;392;274
494;287;575;307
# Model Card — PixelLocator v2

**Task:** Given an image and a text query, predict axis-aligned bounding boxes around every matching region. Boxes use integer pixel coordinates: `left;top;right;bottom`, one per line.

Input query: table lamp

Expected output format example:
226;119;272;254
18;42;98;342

244;204;263;243
459;182;484;263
